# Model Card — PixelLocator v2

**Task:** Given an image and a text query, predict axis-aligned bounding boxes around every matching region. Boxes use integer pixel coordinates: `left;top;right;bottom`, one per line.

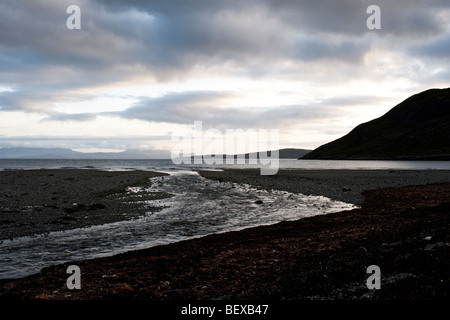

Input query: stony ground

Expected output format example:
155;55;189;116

0;181;448;301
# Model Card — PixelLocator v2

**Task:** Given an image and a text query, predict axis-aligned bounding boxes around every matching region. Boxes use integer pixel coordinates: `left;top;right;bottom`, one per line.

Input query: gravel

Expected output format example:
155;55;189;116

0;169;172;240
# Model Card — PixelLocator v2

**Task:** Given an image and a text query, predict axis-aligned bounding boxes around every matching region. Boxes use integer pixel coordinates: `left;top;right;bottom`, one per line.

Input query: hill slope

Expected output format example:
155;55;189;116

302;88;450;160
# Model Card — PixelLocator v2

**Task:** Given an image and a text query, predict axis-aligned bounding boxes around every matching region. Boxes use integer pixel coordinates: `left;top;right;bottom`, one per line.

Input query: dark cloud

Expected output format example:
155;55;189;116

408;33;450;60
294;36;371;62
94;0;449;37
2;0;448;85
0;0;368;80
374;0;448;36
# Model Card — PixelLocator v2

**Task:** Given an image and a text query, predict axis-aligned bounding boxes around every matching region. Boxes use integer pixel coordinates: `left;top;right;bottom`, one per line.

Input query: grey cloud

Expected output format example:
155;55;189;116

109;91;247;127
43;113;98;122
375;0;448;37
81;0;450;77
0;85;97;113
1;0;449;114
4;0;447;80
268;0;448;37
408;32;450;60
294;36;371;62
0;0;146;75
95;0;449;37
92;91;374;129
0;88;56;112
39;89;343;129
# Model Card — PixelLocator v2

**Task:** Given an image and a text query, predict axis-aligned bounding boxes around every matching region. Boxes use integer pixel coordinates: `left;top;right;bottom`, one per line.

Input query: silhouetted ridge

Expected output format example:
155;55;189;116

302;88;450;160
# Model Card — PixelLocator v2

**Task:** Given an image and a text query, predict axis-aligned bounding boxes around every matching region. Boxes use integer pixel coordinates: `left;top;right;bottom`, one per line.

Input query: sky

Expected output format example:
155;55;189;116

0;0;449;155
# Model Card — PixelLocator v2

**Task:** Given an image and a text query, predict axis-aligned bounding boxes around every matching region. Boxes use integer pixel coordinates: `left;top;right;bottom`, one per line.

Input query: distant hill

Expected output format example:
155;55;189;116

0;148;82;159
245;148;311;159
191;148;311;160
302;88;450;160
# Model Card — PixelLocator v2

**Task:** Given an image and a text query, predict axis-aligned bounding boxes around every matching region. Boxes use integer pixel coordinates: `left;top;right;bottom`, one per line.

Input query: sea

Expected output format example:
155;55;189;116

0;159;449;279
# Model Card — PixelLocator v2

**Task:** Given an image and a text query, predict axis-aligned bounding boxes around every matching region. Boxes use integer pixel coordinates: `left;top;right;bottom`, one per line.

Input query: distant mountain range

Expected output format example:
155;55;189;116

0;147;311;160
302;88;450;160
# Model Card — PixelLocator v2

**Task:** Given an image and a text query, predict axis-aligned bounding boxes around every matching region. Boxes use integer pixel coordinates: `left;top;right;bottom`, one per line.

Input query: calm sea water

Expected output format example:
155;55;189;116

0;159;449;279
0;158;450;171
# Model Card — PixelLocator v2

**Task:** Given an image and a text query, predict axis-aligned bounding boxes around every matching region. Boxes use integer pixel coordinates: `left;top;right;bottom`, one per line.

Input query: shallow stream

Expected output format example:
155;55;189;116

0;170;356;279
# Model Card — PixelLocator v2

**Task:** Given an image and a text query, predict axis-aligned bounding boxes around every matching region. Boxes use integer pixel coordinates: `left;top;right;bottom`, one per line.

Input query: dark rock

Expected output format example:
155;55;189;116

88;203;106;210
0;220;15;225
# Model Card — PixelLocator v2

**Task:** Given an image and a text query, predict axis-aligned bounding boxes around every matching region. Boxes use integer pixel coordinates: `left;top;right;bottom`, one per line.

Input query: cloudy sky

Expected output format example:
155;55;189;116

0;0;449;154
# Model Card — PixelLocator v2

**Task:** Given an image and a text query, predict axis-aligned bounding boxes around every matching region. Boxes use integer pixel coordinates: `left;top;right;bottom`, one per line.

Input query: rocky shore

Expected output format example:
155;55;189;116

0;169;448;301
0;170;171;240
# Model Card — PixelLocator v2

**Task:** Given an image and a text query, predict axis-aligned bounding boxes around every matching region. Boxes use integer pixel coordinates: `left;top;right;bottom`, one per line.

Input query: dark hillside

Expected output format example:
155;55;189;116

302;88;450;160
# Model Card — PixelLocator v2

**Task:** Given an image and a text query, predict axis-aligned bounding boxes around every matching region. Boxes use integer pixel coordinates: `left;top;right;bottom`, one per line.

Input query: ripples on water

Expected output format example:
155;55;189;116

0;169;356;279
1;158;450;171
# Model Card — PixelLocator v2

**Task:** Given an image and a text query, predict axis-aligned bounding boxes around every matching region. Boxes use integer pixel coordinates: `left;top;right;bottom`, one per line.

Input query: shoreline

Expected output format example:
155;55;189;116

0;168;448;300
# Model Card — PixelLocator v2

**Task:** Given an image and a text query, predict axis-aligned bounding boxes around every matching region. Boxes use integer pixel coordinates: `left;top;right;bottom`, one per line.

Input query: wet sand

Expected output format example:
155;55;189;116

0;168;449;301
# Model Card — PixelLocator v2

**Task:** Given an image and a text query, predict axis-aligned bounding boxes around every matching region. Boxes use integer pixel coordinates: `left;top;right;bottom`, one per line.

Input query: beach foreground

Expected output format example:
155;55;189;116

0;168;448;300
